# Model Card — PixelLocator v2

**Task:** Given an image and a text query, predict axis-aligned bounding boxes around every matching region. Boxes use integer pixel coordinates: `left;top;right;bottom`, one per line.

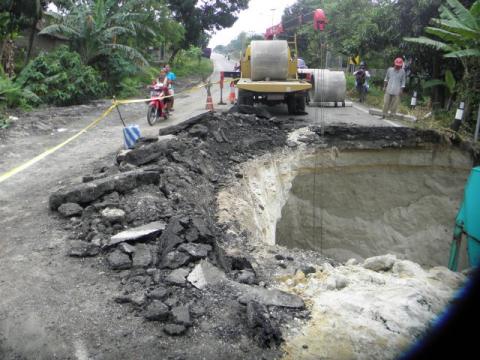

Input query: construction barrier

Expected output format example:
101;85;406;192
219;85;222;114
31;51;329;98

123;124;141;149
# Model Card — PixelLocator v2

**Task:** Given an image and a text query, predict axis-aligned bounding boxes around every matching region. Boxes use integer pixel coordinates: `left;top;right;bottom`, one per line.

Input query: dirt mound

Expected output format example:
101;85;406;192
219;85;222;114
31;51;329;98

49;111;308;358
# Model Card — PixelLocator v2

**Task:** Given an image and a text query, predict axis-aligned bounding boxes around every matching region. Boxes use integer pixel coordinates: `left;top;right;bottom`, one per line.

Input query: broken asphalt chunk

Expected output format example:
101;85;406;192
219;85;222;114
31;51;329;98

58;202;83;217
67;240;100;257
106;220;166;247
171;305;192;326
165;267;190;286
107;249;132;270
178;243;212;259
124;136;173;166
144;300;169;321
49;170;160;210
237;286;304;309
163;324;187;336
187;261;226;289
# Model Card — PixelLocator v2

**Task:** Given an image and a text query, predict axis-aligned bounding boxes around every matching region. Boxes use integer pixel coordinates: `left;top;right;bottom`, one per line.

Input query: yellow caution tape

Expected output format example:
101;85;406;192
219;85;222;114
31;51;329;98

0;76;233;184
0;104;117;184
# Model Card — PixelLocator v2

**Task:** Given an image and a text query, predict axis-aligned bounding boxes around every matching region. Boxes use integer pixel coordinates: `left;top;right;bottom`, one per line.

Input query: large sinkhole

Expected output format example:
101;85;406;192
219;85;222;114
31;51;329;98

275;147;472;268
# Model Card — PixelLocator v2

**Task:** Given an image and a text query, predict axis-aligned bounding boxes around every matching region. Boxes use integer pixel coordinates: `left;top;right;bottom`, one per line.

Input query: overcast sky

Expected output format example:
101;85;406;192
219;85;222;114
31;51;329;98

208;0;298;48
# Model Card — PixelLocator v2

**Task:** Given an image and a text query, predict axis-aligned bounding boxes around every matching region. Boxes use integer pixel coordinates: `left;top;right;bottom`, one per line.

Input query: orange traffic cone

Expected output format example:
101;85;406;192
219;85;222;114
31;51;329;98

228;81;236;104
205;94;214;111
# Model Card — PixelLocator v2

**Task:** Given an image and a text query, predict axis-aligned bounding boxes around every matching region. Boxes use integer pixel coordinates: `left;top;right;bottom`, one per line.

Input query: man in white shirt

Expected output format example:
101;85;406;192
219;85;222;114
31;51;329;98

382;57;406;119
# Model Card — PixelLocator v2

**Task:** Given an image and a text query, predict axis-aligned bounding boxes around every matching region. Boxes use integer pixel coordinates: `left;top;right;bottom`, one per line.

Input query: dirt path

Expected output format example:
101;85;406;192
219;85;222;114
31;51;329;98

0;54;392;359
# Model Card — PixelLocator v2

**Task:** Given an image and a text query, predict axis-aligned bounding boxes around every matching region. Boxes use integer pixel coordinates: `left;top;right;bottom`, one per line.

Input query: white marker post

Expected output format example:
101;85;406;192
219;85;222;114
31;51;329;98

451;101;465;132
410;91;417;109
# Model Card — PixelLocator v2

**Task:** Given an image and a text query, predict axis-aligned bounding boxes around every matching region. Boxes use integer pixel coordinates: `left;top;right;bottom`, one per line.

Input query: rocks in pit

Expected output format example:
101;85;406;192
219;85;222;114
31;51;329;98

49;169;160;210
325;274;349;290
178;243;211;259
101;207;125;223
235;269;257;285
147;286;168;300
144;300;170;321
157;216;213;265
114;291;146;306
163;324;187;336
119;243;135;254
188;124;209;138
187;261;226;290
165;268;190;286
237;285;305;309
216;245;254;273
188;261;304;308
132;244;152;268
58;202;83;217
67;240;100;257
107;249;132;270
245;301;282;348
171;305;192;326
160;251;191;269
363;254;396;272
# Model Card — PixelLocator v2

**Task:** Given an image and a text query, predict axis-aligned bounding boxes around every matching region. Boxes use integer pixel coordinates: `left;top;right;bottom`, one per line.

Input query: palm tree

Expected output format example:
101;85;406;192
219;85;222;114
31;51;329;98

404;0;480;74
39;0;152;66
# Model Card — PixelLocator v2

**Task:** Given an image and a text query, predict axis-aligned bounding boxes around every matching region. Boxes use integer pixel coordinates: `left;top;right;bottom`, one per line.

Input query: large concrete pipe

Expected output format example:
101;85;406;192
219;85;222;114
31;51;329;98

299;69;347;103
250;40;289;81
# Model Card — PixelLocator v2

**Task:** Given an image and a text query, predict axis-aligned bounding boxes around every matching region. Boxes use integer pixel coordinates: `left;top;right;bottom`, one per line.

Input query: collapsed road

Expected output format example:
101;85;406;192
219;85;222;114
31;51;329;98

0;53;478;359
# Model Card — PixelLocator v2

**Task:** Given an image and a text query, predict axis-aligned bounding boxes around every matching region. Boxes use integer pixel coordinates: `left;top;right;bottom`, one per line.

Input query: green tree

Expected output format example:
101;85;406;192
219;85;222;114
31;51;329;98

0;0;49;73
405;0;480;127
405;0;480;74
166;0;250;61
39;0;151;66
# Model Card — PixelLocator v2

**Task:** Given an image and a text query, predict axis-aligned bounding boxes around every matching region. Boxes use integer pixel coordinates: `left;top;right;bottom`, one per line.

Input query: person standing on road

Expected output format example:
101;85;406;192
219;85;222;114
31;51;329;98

354;62;370;103
382;57;406;119
164;64;176;111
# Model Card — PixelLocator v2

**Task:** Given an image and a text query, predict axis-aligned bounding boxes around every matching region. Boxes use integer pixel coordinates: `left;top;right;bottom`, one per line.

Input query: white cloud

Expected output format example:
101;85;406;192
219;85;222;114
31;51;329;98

208;0;298;48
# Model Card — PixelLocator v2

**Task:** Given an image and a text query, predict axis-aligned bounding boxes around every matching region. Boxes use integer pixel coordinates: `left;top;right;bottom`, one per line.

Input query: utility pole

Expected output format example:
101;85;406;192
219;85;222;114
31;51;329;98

270;8;276;26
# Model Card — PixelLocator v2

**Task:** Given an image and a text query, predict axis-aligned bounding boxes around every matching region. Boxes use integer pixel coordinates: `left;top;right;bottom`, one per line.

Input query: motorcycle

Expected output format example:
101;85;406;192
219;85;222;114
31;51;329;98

147;84;169;126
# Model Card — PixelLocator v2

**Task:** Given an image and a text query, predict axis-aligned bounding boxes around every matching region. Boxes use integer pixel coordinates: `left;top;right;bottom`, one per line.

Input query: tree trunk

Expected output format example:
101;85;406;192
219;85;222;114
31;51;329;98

431;56;442;110
0;38;7;68
25;20;38;64
168;48;180;65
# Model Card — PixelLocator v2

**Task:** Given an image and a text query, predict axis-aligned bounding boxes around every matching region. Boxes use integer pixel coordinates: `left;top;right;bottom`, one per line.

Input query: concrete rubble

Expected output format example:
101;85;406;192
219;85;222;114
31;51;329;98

49;108;478;358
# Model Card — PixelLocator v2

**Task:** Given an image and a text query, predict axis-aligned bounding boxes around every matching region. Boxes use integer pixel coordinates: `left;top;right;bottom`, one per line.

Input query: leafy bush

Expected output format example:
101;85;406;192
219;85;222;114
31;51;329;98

16;46;107;106
0;74;40;110
94;53;140;96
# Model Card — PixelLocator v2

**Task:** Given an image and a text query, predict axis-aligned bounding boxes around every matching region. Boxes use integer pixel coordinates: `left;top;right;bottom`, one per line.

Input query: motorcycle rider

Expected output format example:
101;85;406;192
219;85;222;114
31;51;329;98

163;64;176;111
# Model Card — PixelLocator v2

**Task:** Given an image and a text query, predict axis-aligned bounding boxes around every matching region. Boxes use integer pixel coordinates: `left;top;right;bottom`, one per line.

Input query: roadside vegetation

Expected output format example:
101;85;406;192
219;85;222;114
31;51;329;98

0;0;247;124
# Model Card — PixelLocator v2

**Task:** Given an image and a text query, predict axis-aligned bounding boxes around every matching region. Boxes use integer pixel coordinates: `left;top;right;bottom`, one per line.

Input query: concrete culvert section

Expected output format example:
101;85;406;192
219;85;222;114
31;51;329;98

275;147;472;267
